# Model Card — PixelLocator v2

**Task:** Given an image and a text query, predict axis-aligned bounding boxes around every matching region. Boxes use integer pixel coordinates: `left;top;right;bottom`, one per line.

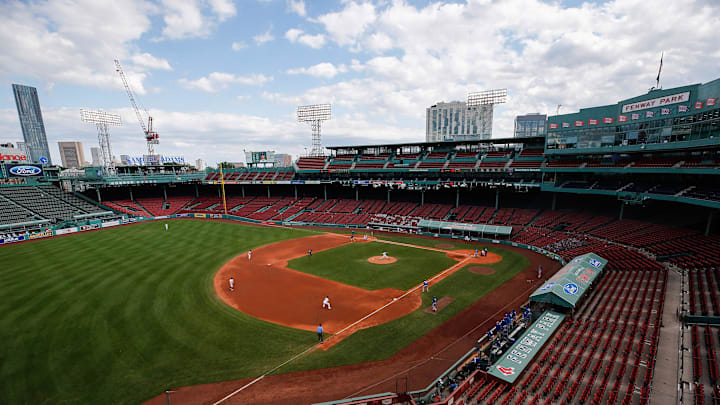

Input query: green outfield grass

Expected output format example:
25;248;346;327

0;220;530;404
286;241;457;290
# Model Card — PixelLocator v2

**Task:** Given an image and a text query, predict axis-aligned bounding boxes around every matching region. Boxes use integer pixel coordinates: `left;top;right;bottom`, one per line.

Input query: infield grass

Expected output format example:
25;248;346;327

0;220;531;404
282;247;530;373
286;241;457;290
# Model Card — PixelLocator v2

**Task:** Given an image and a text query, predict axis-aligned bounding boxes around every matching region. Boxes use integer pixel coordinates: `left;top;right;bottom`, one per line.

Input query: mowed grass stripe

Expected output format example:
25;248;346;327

0;220;314;404
287;241;457;290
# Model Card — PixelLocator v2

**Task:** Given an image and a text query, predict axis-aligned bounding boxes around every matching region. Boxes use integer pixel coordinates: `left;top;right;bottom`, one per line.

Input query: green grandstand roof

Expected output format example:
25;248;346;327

529;253;607;308
417;219;512;236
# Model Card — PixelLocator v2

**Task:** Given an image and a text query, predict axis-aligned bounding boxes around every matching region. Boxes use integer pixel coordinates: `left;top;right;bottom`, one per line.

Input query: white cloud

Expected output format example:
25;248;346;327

159;0;236;40
179;72;273;92
0;0;161;94
287;63;347;78
316;1;376;47
288;0;306;17
131;53;172;71
253;26;275;45
231;41;248;51
285;28;326;48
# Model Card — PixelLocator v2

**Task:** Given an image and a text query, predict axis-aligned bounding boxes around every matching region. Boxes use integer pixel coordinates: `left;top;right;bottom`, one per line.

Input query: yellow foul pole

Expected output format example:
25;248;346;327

219;163;228;215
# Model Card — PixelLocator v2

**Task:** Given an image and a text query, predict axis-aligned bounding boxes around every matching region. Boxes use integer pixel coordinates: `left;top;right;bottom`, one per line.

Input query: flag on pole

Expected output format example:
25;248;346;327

656;52;663;88
661;108;670;115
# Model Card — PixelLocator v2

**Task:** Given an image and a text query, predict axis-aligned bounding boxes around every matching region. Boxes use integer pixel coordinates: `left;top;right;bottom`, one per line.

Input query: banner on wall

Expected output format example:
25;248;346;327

55;227;78;235
102;220;120;227
80;223;101;231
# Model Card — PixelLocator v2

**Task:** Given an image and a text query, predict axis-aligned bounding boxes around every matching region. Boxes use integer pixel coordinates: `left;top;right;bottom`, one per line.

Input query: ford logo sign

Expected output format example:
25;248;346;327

9;165;42;176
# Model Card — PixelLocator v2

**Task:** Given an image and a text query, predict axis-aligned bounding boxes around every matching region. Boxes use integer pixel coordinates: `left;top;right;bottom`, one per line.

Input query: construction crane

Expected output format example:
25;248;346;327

114;59;159;158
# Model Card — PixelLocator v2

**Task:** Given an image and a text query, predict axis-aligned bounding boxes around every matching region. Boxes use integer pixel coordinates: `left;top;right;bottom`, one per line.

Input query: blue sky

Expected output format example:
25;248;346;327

1;0;719;166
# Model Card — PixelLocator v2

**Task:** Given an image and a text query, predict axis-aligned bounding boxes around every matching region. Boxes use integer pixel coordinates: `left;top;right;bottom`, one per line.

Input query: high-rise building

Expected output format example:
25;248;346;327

195;159;207;171
426;101;493;142
58;141;85;169
514;113;547;138
273;153;293;167
12;84;52;164
90;147;102;166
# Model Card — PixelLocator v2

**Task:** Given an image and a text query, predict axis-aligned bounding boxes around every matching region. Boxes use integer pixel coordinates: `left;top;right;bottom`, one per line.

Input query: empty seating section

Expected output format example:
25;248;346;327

425;152;448;160
332;154;355;161
508;209;539;225
104;200;149;217
687;270;720;316
517;149;543;157
484;151;510;158
358;153;390;161
546;160;582;168
417;161;447;168
297;157;327;169
0;185;112;223
648;234;720;269
446;161;478;168
470;269;665;404
453;151;479;159
395;153;420;160
410;203;452;220
681;158;719;167
510;160;542;168
327;162;352;169
0;196;36;224
353;162;386;169
478;160;507;168
690;324;720;404
491;208;513;224
631;157;679;167
584;159;631;168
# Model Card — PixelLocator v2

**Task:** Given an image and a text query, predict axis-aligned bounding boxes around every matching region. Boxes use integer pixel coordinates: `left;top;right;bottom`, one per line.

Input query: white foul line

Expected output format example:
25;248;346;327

213;241;474;404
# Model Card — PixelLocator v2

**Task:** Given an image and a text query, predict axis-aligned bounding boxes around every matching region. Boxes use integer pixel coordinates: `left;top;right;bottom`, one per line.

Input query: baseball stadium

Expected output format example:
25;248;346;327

2;78;720;405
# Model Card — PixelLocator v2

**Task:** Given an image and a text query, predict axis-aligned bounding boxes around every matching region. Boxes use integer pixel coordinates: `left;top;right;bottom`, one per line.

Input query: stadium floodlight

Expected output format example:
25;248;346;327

297;104;331;157
467;89;507;106
80;109;122;175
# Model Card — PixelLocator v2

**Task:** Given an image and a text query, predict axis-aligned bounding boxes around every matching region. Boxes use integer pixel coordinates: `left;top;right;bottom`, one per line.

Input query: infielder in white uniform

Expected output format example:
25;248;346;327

248;250;252;260
229;277;234;291
165;223;168;231
322;296;332;309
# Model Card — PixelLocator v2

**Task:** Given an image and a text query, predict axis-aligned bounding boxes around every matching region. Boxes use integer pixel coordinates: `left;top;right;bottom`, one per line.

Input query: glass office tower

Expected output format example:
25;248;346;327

12;84;52;164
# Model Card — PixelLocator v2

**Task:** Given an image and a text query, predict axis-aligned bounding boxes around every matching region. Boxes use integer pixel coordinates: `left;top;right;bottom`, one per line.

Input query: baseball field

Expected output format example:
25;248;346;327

0;219;544;404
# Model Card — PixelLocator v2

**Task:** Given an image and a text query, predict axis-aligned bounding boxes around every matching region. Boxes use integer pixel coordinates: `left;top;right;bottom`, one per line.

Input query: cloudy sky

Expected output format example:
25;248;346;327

1;0;719;165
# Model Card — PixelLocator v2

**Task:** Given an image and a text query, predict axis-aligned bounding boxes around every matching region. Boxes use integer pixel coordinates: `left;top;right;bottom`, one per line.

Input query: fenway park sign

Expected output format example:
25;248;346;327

621;91;690;113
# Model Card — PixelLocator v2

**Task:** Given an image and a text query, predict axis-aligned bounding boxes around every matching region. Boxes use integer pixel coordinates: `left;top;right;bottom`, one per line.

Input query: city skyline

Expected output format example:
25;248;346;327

1;0;719;165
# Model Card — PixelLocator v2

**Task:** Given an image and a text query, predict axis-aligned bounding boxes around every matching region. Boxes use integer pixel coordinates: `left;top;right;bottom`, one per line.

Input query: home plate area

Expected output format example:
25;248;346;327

424;297;455;314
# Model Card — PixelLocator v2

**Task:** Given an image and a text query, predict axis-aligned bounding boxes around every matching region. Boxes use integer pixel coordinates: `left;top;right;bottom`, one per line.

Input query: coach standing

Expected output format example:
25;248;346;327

317;324;324;344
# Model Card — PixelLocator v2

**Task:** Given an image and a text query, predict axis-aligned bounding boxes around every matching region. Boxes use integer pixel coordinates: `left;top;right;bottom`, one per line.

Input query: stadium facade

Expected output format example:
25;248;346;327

12;84;51;164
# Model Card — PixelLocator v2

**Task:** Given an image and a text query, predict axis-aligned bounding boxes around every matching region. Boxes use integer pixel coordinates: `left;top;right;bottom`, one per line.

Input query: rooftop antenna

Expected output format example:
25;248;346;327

556;104;562;115
80;109;122;175
297;104;331;157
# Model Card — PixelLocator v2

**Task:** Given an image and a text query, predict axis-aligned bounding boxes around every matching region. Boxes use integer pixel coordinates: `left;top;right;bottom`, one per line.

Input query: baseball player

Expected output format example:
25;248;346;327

473;248;479;258
350;234;355;242
537;265;542;279
322;296;331;309
248;250;252;260
229;277;234;291
363;234;368;241
422;279;429;292
382;252;389;260
317;324;324;343
432;296;438;312
308;249;312;257
164;223;168;231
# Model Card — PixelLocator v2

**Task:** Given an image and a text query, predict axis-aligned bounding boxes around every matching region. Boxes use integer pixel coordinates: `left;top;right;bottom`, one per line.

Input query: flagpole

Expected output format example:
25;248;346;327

656;52;663;89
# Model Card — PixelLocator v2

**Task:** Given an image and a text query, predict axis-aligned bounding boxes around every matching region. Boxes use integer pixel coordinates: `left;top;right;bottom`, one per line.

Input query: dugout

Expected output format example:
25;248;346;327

529;253;608;313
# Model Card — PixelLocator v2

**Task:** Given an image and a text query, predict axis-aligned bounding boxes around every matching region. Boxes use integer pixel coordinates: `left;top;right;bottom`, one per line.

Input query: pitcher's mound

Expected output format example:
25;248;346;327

467;266;496;275
425;296;455;314
368;256;397;264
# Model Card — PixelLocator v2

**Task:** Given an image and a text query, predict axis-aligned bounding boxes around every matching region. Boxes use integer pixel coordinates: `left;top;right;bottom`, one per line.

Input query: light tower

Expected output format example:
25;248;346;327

466;89;507;139
80;109;122;175
297;104;331;156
